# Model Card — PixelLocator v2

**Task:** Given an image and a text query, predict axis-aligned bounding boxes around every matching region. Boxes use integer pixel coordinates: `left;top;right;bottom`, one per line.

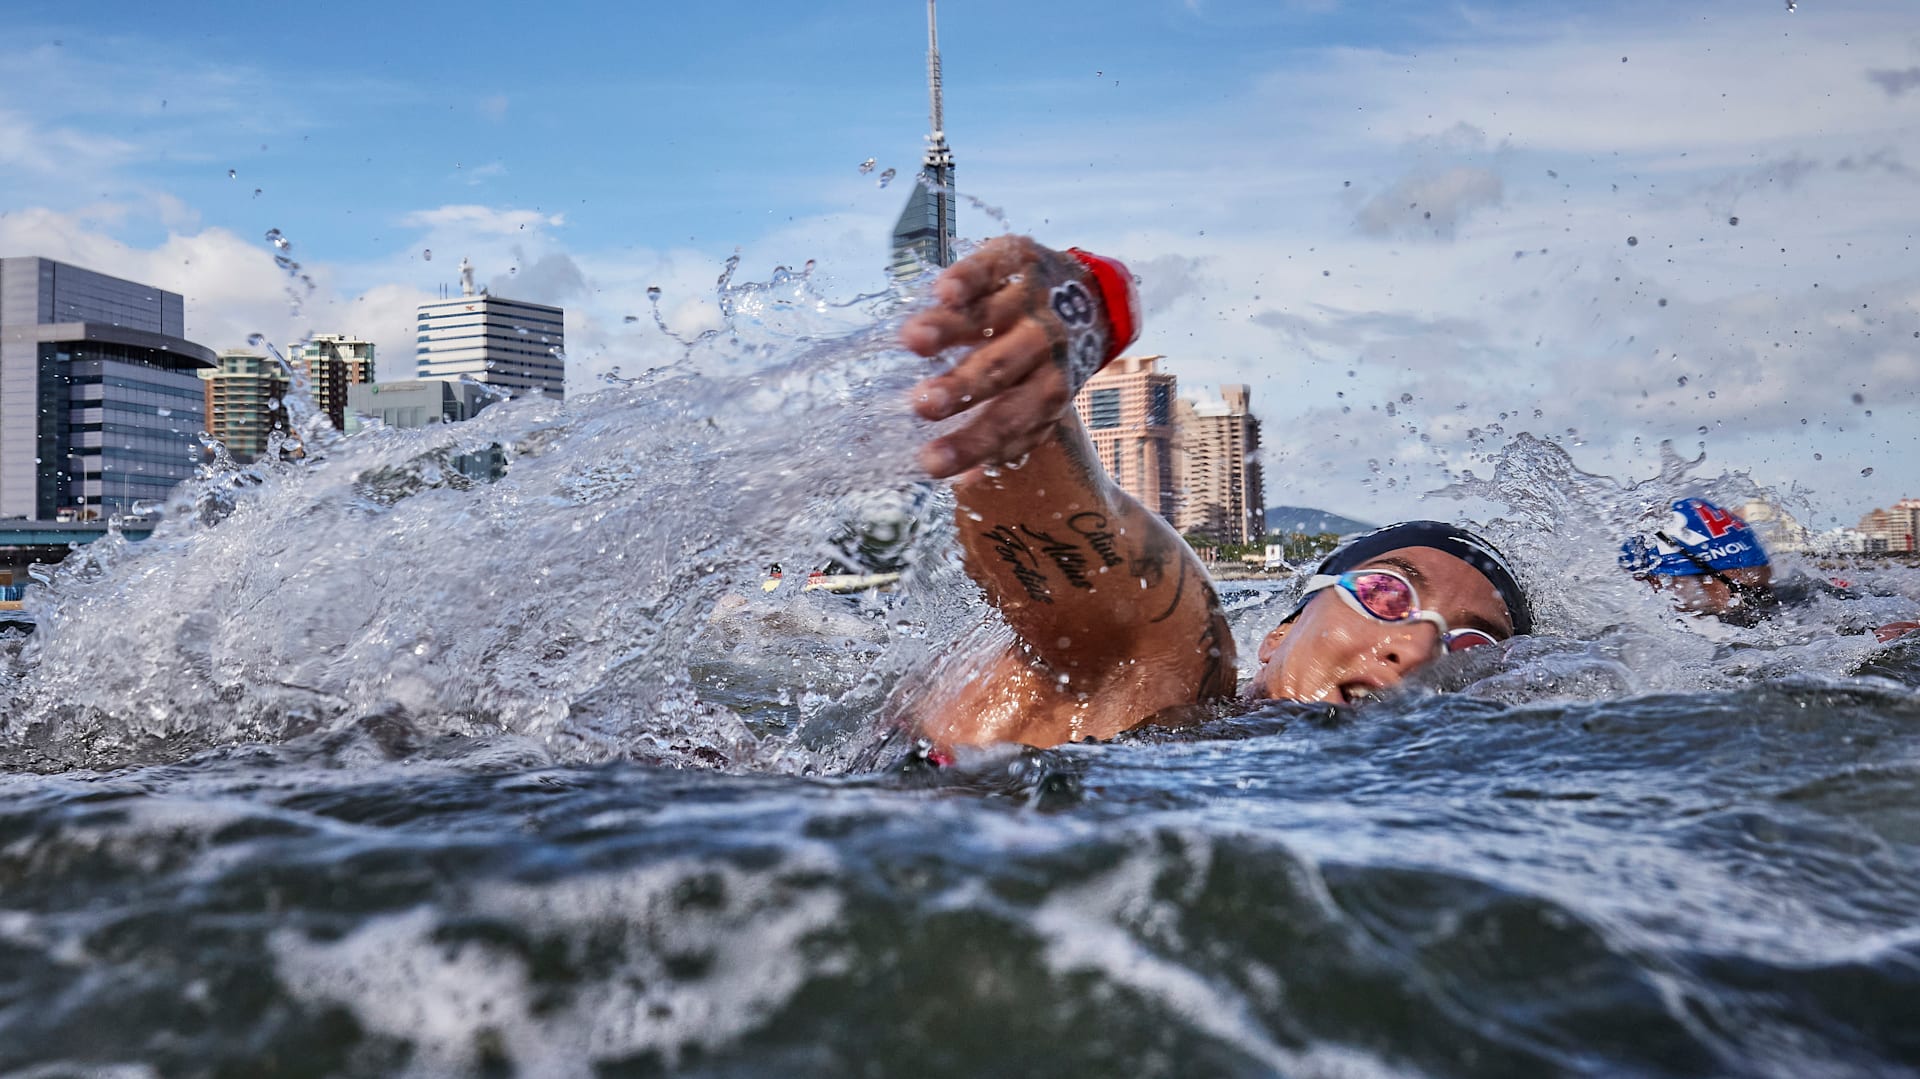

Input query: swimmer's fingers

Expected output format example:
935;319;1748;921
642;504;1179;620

899;283;1041;361
910;311;1057;422
930;236;1045;309
917;358;1069;479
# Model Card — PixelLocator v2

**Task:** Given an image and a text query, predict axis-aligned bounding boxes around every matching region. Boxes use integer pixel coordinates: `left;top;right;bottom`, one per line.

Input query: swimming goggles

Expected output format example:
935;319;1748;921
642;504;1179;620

1298;569;1502;653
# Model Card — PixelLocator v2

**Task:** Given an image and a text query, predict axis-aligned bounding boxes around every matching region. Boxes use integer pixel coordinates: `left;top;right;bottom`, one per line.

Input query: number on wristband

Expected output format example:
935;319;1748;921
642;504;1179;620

1050;279;1109;394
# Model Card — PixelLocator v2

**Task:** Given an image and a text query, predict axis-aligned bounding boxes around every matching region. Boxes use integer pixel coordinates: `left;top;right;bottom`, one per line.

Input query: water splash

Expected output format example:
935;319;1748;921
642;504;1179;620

0;264;957;775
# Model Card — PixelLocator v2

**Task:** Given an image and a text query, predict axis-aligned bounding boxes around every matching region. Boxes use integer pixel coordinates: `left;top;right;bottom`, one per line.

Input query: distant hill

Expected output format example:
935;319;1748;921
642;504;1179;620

1264;506;1376;538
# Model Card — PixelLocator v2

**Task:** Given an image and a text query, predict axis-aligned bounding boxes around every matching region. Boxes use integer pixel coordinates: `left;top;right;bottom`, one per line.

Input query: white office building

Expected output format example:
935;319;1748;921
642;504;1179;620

415;263;565;399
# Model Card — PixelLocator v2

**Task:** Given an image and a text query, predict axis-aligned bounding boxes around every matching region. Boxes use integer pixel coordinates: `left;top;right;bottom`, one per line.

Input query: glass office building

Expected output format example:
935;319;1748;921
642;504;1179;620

0;257;215;520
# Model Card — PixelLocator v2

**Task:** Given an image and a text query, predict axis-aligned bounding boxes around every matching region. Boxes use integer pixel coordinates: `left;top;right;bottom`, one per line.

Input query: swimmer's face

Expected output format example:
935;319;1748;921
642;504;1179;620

1646;565;1773;618
1247;546;1515;705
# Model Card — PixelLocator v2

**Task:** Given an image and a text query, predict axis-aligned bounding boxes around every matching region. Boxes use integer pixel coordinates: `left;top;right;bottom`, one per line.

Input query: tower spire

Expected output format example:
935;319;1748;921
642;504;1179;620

927;0;945;145
890;0;957;277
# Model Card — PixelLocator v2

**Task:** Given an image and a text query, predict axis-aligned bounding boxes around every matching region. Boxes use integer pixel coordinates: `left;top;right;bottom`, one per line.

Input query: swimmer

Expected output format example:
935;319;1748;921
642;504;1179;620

895;237;1532;748
1618;498;1777;626
1621;497;1919;640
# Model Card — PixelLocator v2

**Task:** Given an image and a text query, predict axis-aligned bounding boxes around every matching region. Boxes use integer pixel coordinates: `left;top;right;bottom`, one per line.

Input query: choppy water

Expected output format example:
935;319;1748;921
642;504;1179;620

2;270;1918;1077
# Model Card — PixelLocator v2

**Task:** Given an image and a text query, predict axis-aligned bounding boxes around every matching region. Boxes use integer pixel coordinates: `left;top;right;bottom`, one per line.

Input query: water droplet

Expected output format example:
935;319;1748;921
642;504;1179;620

1814;452;1823;460
859;158;876;174
1626;235;1639;246
877;167;897;188
646;286;663;302
252;188;262;199
264;228;289;251
623;314;639;323
1094;69;1103;77
1398;392;1413;404
1677;376;1689;386
156;407;172;418
1728;216;1739;226
227;168;237;179
422;248;432;261
1852;393;1865;405
1696;425;1708;435
1658;297;1668;307
1861;467;1874;477
509;266;518;275
246;333;268;347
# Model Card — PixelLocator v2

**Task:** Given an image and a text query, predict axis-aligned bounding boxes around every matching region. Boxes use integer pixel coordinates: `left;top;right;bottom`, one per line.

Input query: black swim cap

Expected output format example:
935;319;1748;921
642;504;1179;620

1311;521;1533;636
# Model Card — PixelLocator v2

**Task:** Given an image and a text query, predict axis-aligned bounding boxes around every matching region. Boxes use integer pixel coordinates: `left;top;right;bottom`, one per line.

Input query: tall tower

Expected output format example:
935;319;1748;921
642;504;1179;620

889;0;957;279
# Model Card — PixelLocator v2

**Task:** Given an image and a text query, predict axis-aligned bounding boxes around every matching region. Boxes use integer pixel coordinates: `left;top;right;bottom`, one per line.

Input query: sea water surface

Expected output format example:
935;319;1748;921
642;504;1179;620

2;270;1918;1078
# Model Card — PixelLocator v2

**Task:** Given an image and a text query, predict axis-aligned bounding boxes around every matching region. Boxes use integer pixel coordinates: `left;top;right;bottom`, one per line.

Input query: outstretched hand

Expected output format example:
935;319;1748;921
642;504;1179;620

900;237;1110;479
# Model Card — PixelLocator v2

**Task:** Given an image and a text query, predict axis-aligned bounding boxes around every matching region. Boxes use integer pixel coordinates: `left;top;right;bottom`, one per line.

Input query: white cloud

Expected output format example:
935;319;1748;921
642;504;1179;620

401;205;567;234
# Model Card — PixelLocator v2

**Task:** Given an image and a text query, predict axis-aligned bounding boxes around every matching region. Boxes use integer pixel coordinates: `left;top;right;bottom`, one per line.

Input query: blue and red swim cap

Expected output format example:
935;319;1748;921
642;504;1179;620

1619;498;1770;577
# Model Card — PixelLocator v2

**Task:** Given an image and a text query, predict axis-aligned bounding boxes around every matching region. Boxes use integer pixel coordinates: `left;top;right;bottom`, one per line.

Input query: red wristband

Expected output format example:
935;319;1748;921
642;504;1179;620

1066;248;1139;369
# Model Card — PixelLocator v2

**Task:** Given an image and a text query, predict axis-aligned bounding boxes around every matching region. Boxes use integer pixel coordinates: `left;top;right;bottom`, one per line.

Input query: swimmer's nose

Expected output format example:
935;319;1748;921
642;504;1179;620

1379;623;1442;670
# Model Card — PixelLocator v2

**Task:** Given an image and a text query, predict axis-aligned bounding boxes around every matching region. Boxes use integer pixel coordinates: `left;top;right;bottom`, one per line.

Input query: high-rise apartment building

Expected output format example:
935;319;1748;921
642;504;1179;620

1859;498;1920;552
200;349;289;464
415;267;565;399
1072;354;1178;521
1175;385;1265;546
0;256;214;520
290;334;374;432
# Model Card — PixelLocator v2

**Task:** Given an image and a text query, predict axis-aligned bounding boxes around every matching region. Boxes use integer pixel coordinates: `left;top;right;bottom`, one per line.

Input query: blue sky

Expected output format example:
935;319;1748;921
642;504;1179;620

3;0;1917;527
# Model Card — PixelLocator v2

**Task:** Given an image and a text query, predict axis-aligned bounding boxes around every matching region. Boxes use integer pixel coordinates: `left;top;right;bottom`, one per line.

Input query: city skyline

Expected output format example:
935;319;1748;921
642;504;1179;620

1;0;1914;526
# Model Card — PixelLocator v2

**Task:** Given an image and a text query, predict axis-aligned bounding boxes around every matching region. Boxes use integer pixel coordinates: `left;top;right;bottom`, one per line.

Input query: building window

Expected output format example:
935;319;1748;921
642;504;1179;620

1149;383;1171;427
1087;387;1122;429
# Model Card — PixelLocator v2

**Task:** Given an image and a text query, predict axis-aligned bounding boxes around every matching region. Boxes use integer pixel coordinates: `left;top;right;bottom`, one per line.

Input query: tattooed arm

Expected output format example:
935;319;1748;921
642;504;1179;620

949;414;1235;703
899;238;1236;733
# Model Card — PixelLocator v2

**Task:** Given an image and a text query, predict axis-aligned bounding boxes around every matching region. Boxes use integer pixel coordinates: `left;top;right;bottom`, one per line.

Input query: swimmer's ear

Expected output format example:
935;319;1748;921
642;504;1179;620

1257;619;1293;665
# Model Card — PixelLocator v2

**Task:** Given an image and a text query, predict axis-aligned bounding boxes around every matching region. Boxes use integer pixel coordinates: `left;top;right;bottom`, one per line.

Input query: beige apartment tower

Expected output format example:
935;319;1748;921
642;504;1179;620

1175;384;1265;546
1072;355;1179;521
200;349;288;464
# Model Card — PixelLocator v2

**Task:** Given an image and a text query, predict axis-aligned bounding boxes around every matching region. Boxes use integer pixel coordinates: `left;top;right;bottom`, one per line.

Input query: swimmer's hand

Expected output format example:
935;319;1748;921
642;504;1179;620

901;237;1130;479
1873;620;1919;643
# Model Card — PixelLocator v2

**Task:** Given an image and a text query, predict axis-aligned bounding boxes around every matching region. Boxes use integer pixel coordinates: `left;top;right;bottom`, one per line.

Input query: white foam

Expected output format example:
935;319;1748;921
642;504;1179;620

271;850;844;1077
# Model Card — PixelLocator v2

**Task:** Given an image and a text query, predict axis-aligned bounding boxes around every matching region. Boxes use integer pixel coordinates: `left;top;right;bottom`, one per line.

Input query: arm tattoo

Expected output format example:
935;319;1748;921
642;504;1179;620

1149;555;1188;624
1130;544;1170;589
982;524;1053;604
1018;525;1094;590
1195;608;1234;700
1068;512;1124;569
